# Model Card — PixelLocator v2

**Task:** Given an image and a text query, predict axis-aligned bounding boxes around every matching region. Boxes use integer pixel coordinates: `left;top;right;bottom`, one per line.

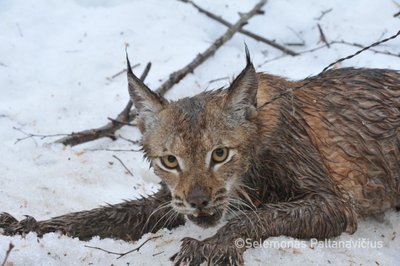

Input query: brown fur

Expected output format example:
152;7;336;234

1;56;399;265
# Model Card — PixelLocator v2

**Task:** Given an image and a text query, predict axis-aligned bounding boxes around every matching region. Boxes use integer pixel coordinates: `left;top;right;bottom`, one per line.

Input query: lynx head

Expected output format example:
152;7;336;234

127;51;258;228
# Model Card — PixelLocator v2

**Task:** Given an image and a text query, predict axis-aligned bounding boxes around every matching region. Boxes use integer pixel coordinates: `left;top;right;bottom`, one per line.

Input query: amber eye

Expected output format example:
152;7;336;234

211;147;229;163
161;155;179;169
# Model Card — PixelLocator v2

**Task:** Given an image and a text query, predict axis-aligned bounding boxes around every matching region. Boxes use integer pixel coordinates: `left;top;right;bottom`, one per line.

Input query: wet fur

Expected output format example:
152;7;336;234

1;63;399;265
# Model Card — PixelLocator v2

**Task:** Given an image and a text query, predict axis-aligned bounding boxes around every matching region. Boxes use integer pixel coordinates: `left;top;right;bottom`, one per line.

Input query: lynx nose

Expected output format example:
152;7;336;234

187;186;210;209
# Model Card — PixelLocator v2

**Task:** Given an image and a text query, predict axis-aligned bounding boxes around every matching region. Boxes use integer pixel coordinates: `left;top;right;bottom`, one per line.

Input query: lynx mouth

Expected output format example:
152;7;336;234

187;209;223;227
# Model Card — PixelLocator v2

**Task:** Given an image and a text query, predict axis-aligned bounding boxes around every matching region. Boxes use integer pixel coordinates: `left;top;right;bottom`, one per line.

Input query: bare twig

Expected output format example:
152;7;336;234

107;63;139;81
55;0;269;146
260;29;400;108
84;148;141;152
54;63;151;146
321;29;400;73
152;251;165;257
112;155;134;176
259;43;327;67
286;26;306;46
13;127;67;144
117;135;139;145
314;8;333;21
208;76;229;84
258;54;287;67
1;243;14;266
376;30;388;42
317;23;330;48
331;40;400;58
179;0;298;56
298;44;329;54
284;42;305;47
109;69;127;80
258;43;329;68
84;235;161;259
394;11;400;17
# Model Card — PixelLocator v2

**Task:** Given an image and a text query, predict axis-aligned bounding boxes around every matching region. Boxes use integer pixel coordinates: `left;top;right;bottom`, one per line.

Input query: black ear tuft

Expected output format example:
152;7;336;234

224;46;258;118
126;51;165;133
244;43;251;66
126;49;134;76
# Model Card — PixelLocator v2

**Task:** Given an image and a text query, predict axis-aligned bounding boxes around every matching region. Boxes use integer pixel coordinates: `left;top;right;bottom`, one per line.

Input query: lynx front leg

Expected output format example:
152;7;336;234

171;195;357;266
0;185;184;241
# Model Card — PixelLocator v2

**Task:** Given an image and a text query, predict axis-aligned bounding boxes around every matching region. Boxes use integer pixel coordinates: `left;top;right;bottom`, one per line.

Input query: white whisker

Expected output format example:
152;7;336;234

143;201;172;231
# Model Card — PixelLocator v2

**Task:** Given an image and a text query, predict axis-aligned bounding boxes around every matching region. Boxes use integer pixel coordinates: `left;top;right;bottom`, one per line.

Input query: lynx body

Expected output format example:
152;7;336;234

1;54;399;265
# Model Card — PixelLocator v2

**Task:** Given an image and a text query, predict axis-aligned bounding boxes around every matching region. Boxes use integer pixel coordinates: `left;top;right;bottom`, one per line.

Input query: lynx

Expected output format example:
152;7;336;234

1;50;399;265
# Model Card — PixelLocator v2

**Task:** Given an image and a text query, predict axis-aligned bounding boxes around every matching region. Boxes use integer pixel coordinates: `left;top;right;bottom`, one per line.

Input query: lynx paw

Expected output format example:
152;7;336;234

171;237;244;266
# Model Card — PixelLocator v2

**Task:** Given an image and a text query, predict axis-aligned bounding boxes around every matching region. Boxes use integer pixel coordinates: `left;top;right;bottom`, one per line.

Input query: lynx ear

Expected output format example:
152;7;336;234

126;55;165;132
224;46;258;119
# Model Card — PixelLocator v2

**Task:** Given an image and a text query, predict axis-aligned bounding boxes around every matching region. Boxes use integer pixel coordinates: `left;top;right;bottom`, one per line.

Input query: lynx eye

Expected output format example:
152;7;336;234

161;155;179;169
211;147;229;163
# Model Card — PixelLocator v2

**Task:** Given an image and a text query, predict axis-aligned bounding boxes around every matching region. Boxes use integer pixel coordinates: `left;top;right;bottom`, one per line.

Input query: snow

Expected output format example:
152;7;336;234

0;0;399;265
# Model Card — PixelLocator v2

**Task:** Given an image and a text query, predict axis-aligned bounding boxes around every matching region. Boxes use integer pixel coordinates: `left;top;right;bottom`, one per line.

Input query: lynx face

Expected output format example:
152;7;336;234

127;55;259;227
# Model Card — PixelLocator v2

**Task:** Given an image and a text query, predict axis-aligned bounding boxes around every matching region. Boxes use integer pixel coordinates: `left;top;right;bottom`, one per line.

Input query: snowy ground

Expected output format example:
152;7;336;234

1;0;400;265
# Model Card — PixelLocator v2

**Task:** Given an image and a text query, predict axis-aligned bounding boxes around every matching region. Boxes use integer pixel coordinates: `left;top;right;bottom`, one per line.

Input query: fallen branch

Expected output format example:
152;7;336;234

84;235;161;259
55;0;268;146
54;63;151;146
179;0;297;56
1;243;14;266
